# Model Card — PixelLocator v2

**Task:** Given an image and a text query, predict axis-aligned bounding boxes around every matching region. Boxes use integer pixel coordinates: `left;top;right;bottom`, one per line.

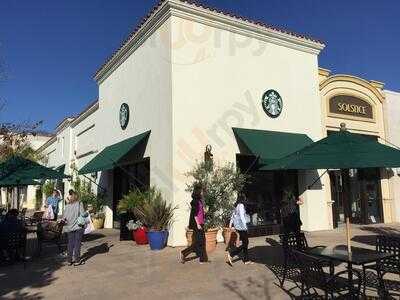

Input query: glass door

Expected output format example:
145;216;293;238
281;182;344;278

330;171;345;227
358;168;382;223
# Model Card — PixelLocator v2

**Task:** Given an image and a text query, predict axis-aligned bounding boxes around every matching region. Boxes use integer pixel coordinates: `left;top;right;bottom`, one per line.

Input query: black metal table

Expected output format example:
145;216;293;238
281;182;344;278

305;245;395;298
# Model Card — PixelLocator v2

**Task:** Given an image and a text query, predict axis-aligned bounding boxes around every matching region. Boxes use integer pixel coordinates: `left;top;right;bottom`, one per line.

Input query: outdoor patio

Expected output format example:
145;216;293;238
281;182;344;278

1;224;400;299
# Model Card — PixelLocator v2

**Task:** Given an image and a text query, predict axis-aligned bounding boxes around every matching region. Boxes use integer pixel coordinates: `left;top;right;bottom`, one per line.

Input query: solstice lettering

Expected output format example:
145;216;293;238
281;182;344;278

337;102;367;115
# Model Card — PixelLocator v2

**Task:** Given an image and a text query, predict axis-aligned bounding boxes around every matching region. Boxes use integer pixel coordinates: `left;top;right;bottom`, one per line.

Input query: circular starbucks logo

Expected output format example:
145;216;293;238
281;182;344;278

262;90;283;118
119;103;130;130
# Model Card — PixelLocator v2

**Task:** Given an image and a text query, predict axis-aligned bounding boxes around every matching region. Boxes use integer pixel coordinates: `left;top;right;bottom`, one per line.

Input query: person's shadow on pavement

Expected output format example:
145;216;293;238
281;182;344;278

81;243;114;263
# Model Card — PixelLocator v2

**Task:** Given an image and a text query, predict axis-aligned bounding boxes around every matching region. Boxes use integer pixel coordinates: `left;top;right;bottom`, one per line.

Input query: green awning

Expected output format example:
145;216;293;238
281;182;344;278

55;164;65;174
0;178;40;187
78;130;150;174
263;130;400;170
0;156;68;187
233;127;313;166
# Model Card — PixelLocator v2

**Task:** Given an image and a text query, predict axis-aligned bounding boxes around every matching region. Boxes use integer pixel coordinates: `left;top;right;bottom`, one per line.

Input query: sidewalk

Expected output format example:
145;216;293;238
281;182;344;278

1;223;399;299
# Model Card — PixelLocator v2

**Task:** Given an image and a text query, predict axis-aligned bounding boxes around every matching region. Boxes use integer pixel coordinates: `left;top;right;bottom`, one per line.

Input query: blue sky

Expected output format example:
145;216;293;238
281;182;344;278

0;0;399;132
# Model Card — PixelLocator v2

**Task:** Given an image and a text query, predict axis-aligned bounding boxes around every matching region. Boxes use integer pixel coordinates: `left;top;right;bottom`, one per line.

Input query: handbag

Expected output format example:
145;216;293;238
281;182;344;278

77;202;89;227
84;214;95;235
43;205;54;220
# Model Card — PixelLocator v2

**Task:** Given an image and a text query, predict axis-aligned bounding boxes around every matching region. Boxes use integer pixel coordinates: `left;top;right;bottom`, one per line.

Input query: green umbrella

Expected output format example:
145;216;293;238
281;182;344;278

263;124;400;253
0;156;68;181
262;129;400;170
0;156;69;210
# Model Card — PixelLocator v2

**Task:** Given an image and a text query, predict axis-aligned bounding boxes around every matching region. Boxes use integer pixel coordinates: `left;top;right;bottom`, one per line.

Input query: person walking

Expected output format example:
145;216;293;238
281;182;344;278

281;189;303;234
226;194;252;266
46;189;60;221
61;189;87;266
180;183;208;264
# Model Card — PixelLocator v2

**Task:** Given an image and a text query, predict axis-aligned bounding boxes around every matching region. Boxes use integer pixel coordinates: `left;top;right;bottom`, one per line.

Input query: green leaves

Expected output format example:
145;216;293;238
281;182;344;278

117;189;146;214
134;187;177;231
185;161;249;230
71;177;105;217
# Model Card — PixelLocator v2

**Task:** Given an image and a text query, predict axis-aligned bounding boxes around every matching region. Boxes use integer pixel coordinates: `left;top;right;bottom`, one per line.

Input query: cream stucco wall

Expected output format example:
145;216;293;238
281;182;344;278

169;16;328;246
97;19;173;229
384;90;400;222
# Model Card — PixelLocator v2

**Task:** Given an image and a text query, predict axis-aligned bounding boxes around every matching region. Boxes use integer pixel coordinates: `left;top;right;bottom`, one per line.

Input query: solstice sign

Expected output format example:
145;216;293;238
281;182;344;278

329;95;373;120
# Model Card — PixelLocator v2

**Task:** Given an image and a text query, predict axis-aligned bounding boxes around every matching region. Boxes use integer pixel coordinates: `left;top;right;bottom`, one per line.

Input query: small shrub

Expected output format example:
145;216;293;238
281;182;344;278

134;187;177;231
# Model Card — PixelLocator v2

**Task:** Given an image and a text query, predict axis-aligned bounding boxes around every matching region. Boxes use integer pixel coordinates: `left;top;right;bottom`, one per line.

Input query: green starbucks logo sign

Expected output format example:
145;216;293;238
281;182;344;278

119;103;130;130
262;90;283;118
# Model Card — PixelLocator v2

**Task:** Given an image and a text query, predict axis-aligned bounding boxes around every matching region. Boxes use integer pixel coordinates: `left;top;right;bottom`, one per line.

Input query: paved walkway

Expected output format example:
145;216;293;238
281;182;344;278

1;224;400;299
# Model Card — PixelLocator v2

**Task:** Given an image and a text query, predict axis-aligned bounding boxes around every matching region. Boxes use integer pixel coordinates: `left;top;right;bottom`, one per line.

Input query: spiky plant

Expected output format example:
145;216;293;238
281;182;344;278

134;187;177;231
117;189;147;214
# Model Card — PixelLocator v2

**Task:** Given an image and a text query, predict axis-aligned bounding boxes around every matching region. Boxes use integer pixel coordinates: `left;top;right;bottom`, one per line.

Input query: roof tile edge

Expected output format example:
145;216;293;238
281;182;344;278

94;0;325;84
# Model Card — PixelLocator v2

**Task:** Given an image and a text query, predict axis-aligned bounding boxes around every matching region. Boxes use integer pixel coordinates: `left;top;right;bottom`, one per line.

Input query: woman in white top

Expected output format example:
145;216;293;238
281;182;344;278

226;194;252;265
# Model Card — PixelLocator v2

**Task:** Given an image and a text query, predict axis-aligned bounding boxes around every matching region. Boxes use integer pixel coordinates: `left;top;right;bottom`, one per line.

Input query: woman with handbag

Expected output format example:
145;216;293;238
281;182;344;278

60;189;88;266
226;194;252;266
180;183;208;264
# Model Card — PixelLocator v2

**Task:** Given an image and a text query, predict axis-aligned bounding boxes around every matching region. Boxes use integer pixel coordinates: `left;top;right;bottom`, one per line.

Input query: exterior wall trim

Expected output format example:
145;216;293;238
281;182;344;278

94;0;325;84
71;102;99;128
320;74;385;103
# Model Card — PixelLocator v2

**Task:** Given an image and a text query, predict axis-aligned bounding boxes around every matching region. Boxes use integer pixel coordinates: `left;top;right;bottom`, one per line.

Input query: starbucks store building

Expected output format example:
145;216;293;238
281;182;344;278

39;0;400;246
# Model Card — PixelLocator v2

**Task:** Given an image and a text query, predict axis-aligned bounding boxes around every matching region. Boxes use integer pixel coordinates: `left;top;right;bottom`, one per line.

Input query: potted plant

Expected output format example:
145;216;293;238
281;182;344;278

185;161;248;253
90;194;107;229
134;187;176;251
72;177;106;229
126;220;148;245
117;189;147;240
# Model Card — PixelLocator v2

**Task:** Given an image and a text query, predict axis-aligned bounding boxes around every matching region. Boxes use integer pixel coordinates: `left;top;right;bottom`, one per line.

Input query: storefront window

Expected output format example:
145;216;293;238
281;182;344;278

330;168;382;226
237;155;298;232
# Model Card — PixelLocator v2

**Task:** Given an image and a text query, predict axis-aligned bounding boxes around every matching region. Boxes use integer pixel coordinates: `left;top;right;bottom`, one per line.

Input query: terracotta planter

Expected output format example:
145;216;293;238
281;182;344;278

92;217;104;230
186;228;219;254
222;227;240;247
205;228;218;253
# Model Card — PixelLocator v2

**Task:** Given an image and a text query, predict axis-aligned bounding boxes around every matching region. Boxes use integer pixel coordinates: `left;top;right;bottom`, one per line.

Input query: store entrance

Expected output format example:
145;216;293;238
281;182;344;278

113;158;150;228
330;168;383;228
237;155;299;236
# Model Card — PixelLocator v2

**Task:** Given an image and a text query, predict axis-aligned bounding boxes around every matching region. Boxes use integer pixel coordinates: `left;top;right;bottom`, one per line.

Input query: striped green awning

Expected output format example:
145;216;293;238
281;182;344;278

78;131;150;174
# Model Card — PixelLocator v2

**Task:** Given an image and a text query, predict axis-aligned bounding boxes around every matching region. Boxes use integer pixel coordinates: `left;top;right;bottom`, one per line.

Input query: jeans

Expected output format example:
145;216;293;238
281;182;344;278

181;226;208;262
229;230;249;262
67;229;84;263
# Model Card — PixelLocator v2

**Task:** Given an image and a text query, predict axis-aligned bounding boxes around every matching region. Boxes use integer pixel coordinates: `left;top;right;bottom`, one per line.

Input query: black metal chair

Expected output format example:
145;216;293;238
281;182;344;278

293;250;362;299
0;231;27;268
37;221;64;255
279;232;333;287
27;211;44;226
362;235;400;296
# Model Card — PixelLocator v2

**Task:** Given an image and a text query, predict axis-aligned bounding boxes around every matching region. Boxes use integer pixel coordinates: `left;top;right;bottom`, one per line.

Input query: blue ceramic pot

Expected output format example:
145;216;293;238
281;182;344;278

147;230;168;250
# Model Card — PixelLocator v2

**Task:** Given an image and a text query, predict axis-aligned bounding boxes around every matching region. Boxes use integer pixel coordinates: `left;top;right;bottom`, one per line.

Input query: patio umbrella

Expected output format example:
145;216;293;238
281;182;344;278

263;124;400;253
0;156;68;209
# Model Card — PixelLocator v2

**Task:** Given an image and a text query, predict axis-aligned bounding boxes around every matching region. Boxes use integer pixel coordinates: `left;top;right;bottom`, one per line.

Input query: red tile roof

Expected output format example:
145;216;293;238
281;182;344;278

94;0;324;79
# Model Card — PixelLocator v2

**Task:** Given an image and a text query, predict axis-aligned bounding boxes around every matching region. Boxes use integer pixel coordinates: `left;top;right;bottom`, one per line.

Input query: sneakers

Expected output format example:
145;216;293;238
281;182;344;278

226;252;233;266
244;261;254;265
179;252;186;264
73;260;84;266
